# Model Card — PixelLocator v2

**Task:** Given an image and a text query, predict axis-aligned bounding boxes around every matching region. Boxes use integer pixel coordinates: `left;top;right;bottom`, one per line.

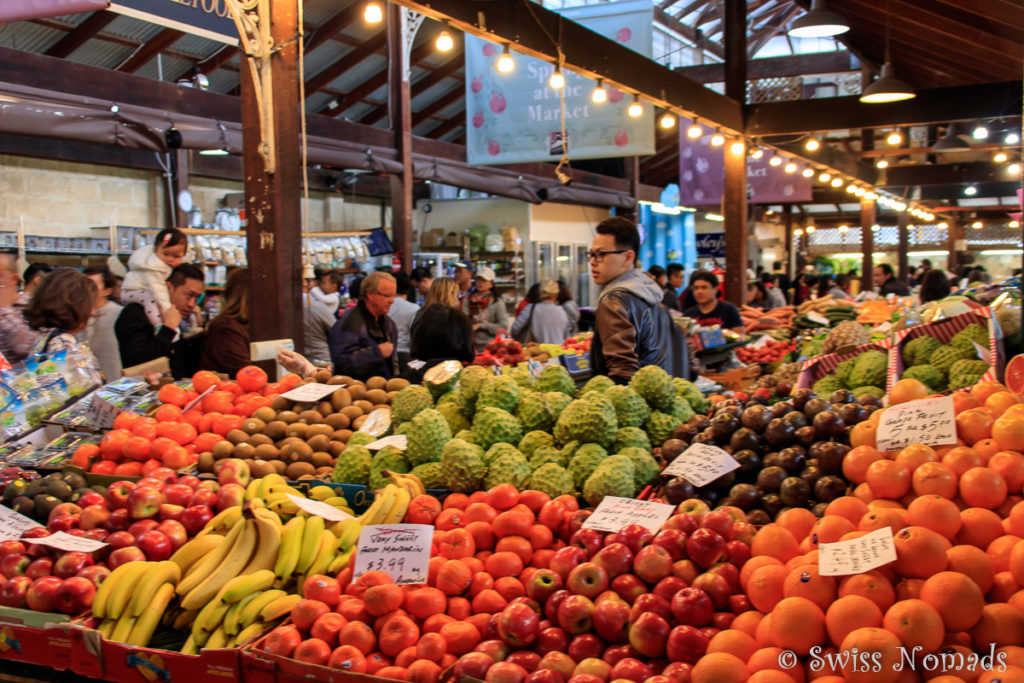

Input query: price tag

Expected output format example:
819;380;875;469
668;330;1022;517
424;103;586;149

23;531;107;553
352;524;432;585
279;383;339;403
365;435;407;451
582;496;675;534
407;360;426;370
85;394;122;429
662;443;740;487
819;527;897;576
0;505;42;541
286;494;353;522
183;385;215;413
527;359;544;379
971;341;991;364
875;396;957;452
807;311;830;326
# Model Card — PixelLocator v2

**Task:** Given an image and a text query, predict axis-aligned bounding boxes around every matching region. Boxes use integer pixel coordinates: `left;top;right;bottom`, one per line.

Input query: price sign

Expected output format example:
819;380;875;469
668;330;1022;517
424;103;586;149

279;383;339;403
23;531;107;553
183;385;215;413
365;435;407;451
819;527;897;576
875;396;957;452
85;394;122;429
662;443;740;487
0;505;42;541
582;496;675;534
807;311;830;327
352;524;432;585
286;494;353;522
560;352;592;377
407;360;426;370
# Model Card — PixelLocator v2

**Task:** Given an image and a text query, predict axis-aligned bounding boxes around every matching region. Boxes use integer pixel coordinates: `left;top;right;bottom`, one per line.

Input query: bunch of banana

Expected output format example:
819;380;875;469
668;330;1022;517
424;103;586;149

252;477;354;519
384;470;426;498
357;471;425;526
273;514;360;588
92;560;180;647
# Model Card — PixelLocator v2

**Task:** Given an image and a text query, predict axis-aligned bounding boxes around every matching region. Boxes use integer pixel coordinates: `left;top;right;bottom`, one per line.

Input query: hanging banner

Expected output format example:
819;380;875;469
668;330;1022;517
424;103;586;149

695;232;726;258
109;0;238;45
465;0;655;165
678;118;813;206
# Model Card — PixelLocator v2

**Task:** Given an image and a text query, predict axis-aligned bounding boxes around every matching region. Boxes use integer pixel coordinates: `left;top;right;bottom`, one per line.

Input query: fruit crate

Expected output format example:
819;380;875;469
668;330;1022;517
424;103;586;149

241;629;392;683
887;307;1003;392
796;340;892;393
0;607;74;669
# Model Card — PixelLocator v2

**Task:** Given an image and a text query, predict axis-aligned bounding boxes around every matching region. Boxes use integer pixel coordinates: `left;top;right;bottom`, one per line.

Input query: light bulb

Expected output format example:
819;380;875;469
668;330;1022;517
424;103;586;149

1010;220;1020;228
846;184;857;193
886;131;902;145
895;202;907;211
729;141;745;156
871;224;880;231
971;221;983;229
964;185;977;196
938;222;948;229
876;159;889;169
784;162;797;174
659;113;676;129
972;124;989;140
627;96;643;118
496;46;515;74
830;177;843;187
854;187;865;197
710;133;725;146
805;138;820;151
769;156;783;167
865;192;878;200
802;168;814;178
794;229;803;236
687;123;702;139
838;224;849;232
750;148;764;160
435;30;454;52
994;152;1008;163
364;2;383;23
548;68;564;88
818;172;831;182
591;80;607;104
1006;132;1020;145
806;225;816;233
1010;162;1022;175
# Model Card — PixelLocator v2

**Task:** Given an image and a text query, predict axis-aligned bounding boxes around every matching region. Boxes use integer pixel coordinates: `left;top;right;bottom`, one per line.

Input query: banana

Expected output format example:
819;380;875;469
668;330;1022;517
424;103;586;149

252;506;283;529
268;497;300;516
193;596;230;636
359;484;398;526
273;517;305;580
126;583;175;647
258;474;287;498
180;517;258;611
106;561;151;620
295;515;325;575
129;561;181;617
382;485;411;524
222;593;260;636
176;516;245;597
238;589;286;628
303;529;338;579
221;569;276;604
181;634;199;655
110;608;136;643
204;627;229;650
309;485;335;502
245;479;262;500
239;513;282;575
172;609;198;631
169;534;224;575
330;517;363;550
97;618;115;639
258;594;302;622
230;621;267;647
327;546;355;574
386;470;425;497
161;607;178;628
322;496;351;508
93;561;141;619
198;506;243;537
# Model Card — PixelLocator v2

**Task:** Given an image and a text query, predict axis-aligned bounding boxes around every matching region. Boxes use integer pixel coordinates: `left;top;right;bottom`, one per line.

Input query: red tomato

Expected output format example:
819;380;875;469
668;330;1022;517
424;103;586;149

132;419;158;441
99;430;131;461
162;446;190;470
164;422;197;446
263;383;284;397
122;436;152;462
193;432;225;452
211;414;243;437
180;410;202;430
158;383;188;407
90;460;117;475
279;373;302;390
115;461;144;477
192;370;221;395
154;404;183;423
236;365;269;393
198;412;221;434
113;412;141;432
218;381;243;397
202;391;236;414
71;444;100;470
151;437;181;460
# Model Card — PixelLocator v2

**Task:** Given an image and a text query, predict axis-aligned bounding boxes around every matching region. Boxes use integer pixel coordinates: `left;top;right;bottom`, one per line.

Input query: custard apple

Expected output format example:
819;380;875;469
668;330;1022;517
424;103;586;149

668;396;695;422
517;392;555;432
902;365;946;392
435;401;471;434
929;345;974;374
951;323;988;352
556;398;618;447
484;452;532;489
455;429;477;444
346;432;377;448
568;446;608;491
368;447;410;491
545;391;572;416
477;375;521;413
848;350;887;389
630;365;675;411
519;431;555;457
483;442;524;467
391;385;433;424
529;445;566;470
615;427;652;452
406;408;452;465
580;375;615;396
527;464;575;498
409;462;443;490
619;448;661;489
439;439;486;492
560;440;581;460
473;407;523;450
457;365;492;412
645;411;682;445
852;386;884;399
948;359;989;391
673;378;708;414
331;445;371;485
834;357;857;389
536;365;575;396
813;376;843;397
423;361;461;398
903;336;941;367
604;385;651;428
508;365;537;390
583;455;636;505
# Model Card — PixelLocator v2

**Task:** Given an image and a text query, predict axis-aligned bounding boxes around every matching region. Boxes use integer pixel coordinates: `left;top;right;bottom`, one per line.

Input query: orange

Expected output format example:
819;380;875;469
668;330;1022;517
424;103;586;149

1011;589;1024;614
867;498;906;511
747;564;790;613
843;446;884;484
919;571;985;632
839;570;896;612
1011;540;1024;586
838;627;902;683
746;647;805;683
755;612;775;647
1008;502;1024;536
975;438;1005;461
777;508;818;542
824;594;882;648
741;556;784;591
957;409;995;446
928;677;969;683
998;645;1024;669
782;566;837;611
858;509;906;534
987;391;1022;415
912;462;959;499
884;599;945;653
994;415;1024;452
891;378;930;404
987;535;1023;573
894;578;925;601
960;467;1008;509
706;629;758;662
957;508;1006;549
928;643;982;681
853;482;876;504
943;447;987;476
691;651;748;683
954;390;983;414
989;451;1024;493
971;603;1024;651
752;526;801;563
991;572;1020;602
825;497;870;526
974;381;1009;404
807;516;855;547
999;495;1024;520
731;611;765;639
907;494;963;539
747;672;796;683
893;526;950;579
897;443;939;470
866;459;912;499
979;666;1024;683
770;597;827;656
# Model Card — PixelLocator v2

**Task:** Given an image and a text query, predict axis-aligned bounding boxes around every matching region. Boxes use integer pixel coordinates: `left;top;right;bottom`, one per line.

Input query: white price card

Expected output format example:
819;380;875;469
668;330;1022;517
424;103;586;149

407;360;426;370
582;496;675;534
287;494;353;522
875;395;957;452
85;395;122;429
807;311;830;326
972;341;991;364
352;524;432;585
23;531;107;553
365;435;408;451
819;527;897;576
279;383;339;403
183;385;215;413
0;505;42;541
661;443;740;487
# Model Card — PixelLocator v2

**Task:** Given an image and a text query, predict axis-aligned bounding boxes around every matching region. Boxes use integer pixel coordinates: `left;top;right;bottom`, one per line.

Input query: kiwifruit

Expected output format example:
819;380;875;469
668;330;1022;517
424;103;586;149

352;415;368;430
313;368;332;383
270;459;287;475
366;389;389;405
226;429;250;445
330;388;352;411
197;451;215;472
317;401;333;417
347;385;367;402
311;451;333;469
285;461;316;479
270;396;291;412
277;410;299;424
291;441;313;461
386;391;399;402
61;472;87;490
304;424;332;439
340;406;363;422
386;377;410;392
327;375;347;385
253;444;279;460
212;441;235;459
263;421;287;440
249;433;273;447
278;436;303;449
45;479;72;501
285;423;309;439
328;441;346;457
279;443;296;462
250;459;276;478
298;410;322;425
242;418;266;435
366;376;387;391
324;413;350;430
307;434;331;452
353;400;374;414
333;429;353;443
233;443;256;459
252;406;276;423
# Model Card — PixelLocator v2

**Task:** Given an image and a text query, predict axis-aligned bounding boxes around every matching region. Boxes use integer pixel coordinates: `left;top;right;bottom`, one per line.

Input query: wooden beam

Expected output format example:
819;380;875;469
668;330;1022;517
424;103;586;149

322;71;389;115
917;182;1020;200
425;111;465;140
413;87;464;126
361;48;460;124
860;198;876;285
197;46;238;76
44;10;116;58
676;51;856;83
748;6;800;57
861;141;1011;157
897;209;910;282
670;0;706;18
881;162;1006;187
305;31;387;96
116;28;184;73
723;0;747;306
653;7;725;60
305;4;363;55
389;4;413;275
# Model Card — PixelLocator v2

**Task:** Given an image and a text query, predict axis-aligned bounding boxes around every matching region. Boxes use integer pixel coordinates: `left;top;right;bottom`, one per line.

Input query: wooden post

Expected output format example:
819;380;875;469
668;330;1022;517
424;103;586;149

622;156;640;223
723;0;747;306
897;210;910;282
170;148;190;229
240;0;303;355
860;197;876;291
783;204;793;282
388;4;414;275
947;218;963;275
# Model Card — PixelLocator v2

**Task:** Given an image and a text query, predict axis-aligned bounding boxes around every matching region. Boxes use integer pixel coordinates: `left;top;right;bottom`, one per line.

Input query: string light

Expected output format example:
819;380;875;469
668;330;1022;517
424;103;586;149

548;67;564;88
496;45;515;74
806;225;816;233
1008;162;1022;175
687;122;703;139
364;2;383;23
846;184;858;193
769;156;783;167
964;186;978;196
627;95;644;118
830;177;843;187
838;224;849;232
994;152;1008;163
802;167;814;178
729;140;745;156
805;138;821;151
1006;132;1021;145
972;124;989;140
937;222;948;229
886;131;902;145
1010;220;1020;228
971;220;983;229
435;27;454;52
750;148;764;160
591;79;607;104
876;159;889;169
794;228;804;237
871;224;880;231
659;112;676;129
784;162;797;173
854;187;866;197
818;172;831;182
865;192;878;200
710;131;725;146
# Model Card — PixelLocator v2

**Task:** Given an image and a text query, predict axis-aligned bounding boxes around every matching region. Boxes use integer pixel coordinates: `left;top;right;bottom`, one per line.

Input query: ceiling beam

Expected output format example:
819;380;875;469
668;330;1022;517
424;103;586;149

746;80;1023;135
424;111;465;140
412;87;464;126
916;181;1020;200
860;141;1013;157
305;31;387;96
748;6;800;57
115;28;185;73
670;0;706;18
359;46;457;124
44;10;116;59
676;51;857;83
654;8;725;60
880;162;1008;186
304;4;364;55
197;45;238;75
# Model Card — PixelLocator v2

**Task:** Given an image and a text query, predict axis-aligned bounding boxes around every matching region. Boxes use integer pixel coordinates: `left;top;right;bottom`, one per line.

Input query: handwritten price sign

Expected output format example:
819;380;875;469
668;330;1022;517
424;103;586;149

279;383;339;403
661;443;739;487
0;505;42;541
286;494;353;522
23;531;107;553
819;527;897;576
875;396;957;452
352;524;432;585
85;394;122;430
582;497;675;534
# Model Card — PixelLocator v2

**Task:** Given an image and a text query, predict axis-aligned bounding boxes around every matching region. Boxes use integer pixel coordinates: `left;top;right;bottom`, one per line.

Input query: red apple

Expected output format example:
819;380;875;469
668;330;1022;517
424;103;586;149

497;602;540;647
526;668;564;683
196;480;220;492
537;652;575;681
699;510;734;541
155;520;187;551
725;540;751;566
47;503;82;525
475;639;511;662
53;552;94;579
556;595;595;635
103;509;132;532
684;529;727;569
0;552;30;578
628;593;672;623
633;545;673;585
525;568;563;603
162;484;194;507
666;625;709;664
216;459;250;487
610;657;654;683
0;540;26;560
261;625;302;658
670;587;713;626
628;611;669;658
215;483;246;512
506;650;540;672
26;576;63;612
25;557;54;580
675;500;709;522
691;573;730;610
566;563;609;599
455;652;495;679
106;481;137;509
573;658;612;681
149;468;178;485
663;514;698;535
707;562;741;593
180;505;214;536
126;487;164;519
156;504;184;522
76;565;110;589
543;589;570;623
135;530;172;561
79;505;111;531
653;576;689;604
567;676;604;683
728;594;752;613
566;633;603;662
177;475;201;490
569;529;603;558
189;489;218;509
661;661;693;682
592;543;634;579
549;547;587;581
711;612;735;630
75;491;107;509
731;522;756;545
672;559;699;583
613;524;653;554
107;546;146;569
106;531;135;550
652;529;687;561
48;515;80;533
0;575;32;607
601;644;636;665
564;510;592;539
610;574;646;605
485;662;528;683
592;597;630;643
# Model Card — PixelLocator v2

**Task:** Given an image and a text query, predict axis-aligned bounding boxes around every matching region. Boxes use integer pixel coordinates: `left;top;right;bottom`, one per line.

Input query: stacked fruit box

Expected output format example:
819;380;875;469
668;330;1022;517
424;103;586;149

0;606;74;669
796;340;892;394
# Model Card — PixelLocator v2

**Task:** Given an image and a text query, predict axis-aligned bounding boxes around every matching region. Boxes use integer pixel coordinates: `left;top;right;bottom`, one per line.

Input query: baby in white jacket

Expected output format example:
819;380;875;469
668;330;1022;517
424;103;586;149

121;228;189;328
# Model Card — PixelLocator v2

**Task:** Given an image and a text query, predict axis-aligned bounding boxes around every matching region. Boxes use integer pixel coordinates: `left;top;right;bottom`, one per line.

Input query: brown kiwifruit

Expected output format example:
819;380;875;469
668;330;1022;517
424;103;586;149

365;389;389;405
285;461;315;480
271;459;287;475
317;401;334;417
386;391;399;402
333;429;353;443
291;441;313;461
277;410;299;424
340;406;363;422
278;436;303;449
353;400;374;414
313;368;332;383
330;388;352;411
263;421;287;440
233;443;255;459
324;413;350;430
328;441;346;457
249;433;273;447
212;459;226;475
279;443;296;462
311;451;333;469
226;429;250;445
242;418;266;435
352;415;368;430
386;377;410;392
327;375;347;385
197;451;215;473
250;459;276;478
306;433;331;452
306;424;334;439
298;410;322;425
252;406;276;423
346;385;367;402
270;396;291;412
212;441;235;460
285;423;309;439
365;376;387;391
253;444;279;461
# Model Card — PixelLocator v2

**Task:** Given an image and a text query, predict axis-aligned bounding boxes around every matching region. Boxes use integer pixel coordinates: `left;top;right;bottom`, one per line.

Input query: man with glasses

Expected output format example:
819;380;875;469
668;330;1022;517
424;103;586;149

329;271;398;380
115;264;205;378
589;217;683;382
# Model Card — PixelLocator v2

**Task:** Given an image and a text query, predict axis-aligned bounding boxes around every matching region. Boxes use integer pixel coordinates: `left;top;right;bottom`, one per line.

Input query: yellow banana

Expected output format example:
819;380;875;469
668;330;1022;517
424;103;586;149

258;474;287;497
330;517;363;550
327;546;355;574
252;506;283;529
172;609;198;631
198;506;242;537
230;621;268;648
295;515;325;575
386;470;425;497
181;634;199;655
223;593;260;636
110;608;136;643
169;534;224;575
268;498;300;516
204;627;229;650
303;530;338;579
238;589;286;628
92;561;141;619
97;618;115;639
382;486;411;524
359;484;398;526
180;517;258;611
129;561;181;617
322;496;351;508
126;583;175;647
106;561;151;620
176;517;245;598
245;479;262;500
273;517;305;580
259;594;302;622
240;513;282;576
221;569;276;604
309;485;335;502
192;596;229;637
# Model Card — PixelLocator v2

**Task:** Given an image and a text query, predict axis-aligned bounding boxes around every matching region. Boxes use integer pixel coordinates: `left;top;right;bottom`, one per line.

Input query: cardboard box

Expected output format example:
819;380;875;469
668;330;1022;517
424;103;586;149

796;341;893;392
0;606;73;669
242;630;399;683
420;229;444;248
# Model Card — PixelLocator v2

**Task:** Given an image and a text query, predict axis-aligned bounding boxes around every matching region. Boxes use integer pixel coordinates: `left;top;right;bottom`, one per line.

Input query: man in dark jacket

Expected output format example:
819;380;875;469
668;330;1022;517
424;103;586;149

588;217;684;382
873;263;911;297
329;271;398;380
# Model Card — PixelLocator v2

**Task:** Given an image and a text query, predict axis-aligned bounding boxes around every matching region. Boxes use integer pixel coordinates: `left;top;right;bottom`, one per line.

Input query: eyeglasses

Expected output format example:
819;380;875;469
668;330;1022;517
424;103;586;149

586;249;631;263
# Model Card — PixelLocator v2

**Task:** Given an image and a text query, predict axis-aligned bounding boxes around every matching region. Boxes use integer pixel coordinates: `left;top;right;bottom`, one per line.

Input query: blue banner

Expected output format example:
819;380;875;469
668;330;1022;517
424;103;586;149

110;0;237;44
637;204;696;272
695;232;726;259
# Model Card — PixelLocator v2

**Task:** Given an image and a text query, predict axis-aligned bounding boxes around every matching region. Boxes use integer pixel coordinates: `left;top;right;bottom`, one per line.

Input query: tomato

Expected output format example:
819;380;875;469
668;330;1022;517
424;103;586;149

90;460;117;475
131;419;158;441
164;422;197;446
193;432;225;452
142;459;163;476
202;391;236;414
263;383;284;397
198;412;221;434
151;437;181;460
71;444;101;469
113;412;141;431
192;370;221;395
180;410;202;430
236;365;269;393
154;404;183;423
218;381;243;397
114;461;144;477
279;373;302;390
162;446;190;470
211;414;243;437
157;383;188;407
122;436;152;462
99;430;131;461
